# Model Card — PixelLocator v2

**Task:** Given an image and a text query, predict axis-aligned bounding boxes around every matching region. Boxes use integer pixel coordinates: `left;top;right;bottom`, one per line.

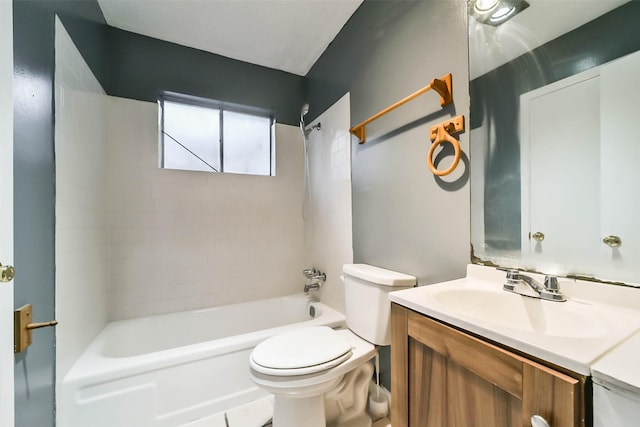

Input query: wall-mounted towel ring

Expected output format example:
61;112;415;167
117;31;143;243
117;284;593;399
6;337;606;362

428;115;465;176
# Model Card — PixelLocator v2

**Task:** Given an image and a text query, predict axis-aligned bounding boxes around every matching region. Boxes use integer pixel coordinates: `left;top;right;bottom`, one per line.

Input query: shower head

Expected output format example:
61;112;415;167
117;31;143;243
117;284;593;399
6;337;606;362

300;103;314;139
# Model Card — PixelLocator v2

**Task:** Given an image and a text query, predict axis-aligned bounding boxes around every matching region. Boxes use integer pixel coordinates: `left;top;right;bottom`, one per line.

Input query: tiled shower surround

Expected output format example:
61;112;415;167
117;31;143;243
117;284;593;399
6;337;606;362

55;18;109;380
55;19;352;383
106;99;309;319
304;94;353;314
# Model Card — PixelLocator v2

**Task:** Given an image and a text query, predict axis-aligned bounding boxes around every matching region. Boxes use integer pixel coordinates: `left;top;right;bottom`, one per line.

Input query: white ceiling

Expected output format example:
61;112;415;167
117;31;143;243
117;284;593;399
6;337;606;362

98;0;628;79
97;0;364;76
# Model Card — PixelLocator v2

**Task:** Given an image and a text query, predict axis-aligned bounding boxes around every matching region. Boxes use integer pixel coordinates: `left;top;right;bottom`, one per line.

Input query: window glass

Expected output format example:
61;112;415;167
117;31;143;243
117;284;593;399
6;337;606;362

163;100;220;172
223;110;272;175
160;95;274;176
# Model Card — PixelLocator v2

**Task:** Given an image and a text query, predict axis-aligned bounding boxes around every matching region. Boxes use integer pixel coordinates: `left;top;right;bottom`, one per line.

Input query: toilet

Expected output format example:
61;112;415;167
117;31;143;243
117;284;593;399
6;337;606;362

249;264;416;427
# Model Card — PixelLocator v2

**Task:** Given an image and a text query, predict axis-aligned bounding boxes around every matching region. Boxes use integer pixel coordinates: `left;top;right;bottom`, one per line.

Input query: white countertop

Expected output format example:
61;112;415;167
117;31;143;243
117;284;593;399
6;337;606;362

592;330;640;394
389;264;640;376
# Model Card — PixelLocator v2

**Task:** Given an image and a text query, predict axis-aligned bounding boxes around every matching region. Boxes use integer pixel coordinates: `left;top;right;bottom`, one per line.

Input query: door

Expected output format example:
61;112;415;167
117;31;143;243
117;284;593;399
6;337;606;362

12;2;57;425
0;1;15;425
520;69;601;272
599;50;640;283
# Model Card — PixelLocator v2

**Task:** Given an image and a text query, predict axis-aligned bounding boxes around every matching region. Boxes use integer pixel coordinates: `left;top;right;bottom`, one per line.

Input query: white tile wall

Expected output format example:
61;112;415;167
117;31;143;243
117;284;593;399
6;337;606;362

53;15;310;368
106;97;311;319
54;18;109;381
305;94;354;313
54;17;351;393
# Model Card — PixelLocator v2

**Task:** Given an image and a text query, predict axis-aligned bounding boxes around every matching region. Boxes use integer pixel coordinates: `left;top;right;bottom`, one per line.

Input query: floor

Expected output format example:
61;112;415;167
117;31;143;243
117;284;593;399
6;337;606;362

180;396;273;426
371;419;392;427
179;396;392;427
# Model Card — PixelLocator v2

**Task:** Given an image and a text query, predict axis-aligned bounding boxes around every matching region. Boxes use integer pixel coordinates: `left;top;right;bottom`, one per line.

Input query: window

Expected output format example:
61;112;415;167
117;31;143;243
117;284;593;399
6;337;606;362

159;93;275;176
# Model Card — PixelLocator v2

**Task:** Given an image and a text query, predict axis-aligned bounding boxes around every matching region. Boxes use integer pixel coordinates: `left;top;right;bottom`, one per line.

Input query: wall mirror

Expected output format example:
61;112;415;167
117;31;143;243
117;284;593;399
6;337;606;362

469;0;640;285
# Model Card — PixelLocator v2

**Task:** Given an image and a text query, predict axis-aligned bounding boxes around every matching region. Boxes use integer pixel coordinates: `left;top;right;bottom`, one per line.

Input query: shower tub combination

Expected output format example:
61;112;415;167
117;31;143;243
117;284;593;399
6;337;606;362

59;295;345;427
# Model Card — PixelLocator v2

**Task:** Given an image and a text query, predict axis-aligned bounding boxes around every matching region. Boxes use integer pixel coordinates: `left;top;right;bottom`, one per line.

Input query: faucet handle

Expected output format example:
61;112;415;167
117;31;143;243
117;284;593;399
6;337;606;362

497;267;520;280
540;275;566;301
544;275;559;291
313;272;326;282
498;268;520;293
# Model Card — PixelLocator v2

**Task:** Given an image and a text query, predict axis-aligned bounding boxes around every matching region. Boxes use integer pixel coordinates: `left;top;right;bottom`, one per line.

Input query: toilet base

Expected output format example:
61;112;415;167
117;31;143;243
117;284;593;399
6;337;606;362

272;397;372;427
329;413;372;427
273;394;326;427
250;330;377;427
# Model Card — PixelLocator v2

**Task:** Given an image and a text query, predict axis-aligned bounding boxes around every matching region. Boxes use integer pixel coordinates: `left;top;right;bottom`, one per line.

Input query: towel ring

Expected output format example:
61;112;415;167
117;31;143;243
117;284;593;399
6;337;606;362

428;123;461;176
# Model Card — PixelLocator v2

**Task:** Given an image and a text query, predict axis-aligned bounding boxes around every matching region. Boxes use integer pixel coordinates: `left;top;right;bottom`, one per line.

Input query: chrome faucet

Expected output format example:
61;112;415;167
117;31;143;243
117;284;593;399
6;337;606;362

303;268;326;293
304;282;321;293
501;269;566;302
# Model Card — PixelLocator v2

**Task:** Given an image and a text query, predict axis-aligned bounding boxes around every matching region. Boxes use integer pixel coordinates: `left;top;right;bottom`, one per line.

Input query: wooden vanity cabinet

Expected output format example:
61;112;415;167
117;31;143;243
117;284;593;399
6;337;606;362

390;303;588;427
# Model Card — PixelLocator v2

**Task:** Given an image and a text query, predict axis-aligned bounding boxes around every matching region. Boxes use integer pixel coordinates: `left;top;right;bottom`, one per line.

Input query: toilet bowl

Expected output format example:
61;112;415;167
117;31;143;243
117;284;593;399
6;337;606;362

250;327;376;427
249;264;416;427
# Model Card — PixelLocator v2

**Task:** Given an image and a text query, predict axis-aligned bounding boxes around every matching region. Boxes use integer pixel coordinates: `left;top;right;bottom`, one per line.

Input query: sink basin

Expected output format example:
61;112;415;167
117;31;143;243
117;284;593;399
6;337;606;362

434;288;612;339
388;265;640;375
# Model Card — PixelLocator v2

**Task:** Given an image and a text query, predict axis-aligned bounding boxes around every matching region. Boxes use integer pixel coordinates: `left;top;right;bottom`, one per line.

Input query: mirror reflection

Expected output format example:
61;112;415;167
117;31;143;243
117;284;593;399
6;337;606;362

469;0;640;284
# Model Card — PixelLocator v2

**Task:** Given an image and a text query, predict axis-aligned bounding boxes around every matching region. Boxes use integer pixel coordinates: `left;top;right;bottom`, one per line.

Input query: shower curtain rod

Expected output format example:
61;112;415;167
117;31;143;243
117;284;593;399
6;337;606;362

349;73;453;144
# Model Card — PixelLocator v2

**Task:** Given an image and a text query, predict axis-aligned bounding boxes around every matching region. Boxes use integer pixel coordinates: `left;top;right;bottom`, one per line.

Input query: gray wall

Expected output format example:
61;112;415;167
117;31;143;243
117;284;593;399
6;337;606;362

13;2;106;426
308;0;470;284
107;28;305;126
307;0;471;389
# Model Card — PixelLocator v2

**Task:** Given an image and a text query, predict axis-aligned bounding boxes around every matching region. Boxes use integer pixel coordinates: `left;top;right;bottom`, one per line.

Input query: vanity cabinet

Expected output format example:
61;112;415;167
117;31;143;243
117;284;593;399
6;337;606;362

390;304;587;427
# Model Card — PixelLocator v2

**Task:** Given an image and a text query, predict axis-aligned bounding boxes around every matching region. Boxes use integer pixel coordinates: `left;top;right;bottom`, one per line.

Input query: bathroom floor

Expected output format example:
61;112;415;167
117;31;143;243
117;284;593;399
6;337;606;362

180;396;392;427
371;418;392;427
180;396;273;426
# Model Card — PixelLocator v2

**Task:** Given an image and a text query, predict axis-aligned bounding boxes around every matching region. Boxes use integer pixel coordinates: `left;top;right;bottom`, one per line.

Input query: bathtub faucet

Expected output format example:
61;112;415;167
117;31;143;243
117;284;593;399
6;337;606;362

303;268;326;293
304;283;321;293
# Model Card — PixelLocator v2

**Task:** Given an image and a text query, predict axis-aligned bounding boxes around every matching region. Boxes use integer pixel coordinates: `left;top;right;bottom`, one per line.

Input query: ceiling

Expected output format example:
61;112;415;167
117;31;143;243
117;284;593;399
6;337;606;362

97;0;364;76
98;0;628;79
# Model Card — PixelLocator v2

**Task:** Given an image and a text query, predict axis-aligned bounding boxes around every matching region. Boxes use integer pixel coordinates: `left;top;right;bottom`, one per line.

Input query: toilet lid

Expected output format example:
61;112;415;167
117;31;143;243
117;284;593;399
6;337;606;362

251;326;352;376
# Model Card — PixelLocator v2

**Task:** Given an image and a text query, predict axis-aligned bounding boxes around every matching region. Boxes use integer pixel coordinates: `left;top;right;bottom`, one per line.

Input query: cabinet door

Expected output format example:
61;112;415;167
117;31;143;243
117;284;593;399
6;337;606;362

407;336;522;426
522;361;582;427
391;305;585;427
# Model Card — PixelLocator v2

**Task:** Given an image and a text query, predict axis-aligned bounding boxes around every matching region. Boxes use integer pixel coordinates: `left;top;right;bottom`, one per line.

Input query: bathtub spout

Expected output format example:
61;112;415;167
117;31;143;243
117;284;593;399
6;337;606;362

303;268;325;293
304;283;321;293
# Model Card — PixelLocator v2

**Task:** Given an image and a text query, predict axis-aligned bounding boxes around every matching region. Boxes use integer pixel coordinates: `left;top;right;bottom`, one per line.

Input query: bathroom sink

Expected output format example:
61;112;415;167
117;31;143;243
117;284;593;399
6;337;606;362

389;265;640;375
433;288;611;339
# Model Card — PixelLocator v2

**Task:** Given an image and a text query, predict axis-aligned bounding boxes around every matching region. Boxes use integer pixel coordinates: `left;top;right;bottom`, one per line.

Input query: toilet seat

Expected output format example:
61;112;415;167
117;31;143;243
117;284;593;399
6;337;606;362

249;329;377;407
251;326;353;376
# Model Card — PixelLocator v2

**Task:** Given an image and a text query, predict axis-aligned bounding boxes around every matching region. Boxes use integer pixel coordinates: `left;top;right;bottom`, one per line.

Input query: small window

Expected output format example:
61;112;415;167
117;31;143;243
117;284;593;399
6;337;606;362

159;93;275;176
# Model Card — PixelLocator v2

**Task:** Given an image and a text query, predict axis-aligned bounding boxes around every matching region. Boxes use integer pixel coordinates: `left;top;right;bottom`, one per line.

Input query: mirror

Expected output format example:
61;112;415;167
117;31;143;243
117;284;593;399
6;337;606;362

469;0;640;285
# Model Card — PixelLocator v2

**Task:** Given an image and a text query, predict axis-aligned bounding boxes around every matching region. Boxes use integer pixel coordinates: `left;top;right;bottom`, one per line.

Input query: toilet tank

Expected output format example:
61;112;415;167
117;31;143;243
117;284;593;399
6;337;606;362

343;264;416;346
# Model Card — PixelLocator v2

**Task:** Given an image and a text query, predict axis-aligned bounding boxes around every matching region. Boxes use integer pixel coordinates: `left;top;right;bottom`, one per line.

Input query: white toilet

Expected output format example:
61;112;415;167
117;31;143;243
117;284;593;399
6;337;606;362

249;264;416;427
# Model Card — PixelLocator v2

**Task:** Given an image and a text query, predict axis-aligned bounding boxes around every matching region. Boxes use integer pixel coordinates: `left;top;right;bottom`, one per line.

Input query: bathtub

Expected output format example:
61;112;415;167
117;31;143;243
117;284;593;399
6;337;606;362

59;294;345;427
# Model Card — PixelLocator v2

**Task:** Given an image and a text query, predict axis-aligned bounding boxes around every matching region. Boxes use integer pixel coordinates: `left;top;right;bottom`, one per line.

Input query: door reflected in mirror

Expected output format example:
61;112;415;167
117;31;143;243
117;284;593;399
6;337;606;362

469;0;640;285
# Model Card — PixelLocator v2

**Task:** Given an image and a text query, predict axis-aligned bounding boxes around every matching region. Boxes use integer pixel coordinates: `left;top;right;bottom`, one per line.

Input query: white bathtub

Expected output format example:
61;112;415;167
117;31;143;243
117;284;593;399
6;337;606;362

59;295;345;427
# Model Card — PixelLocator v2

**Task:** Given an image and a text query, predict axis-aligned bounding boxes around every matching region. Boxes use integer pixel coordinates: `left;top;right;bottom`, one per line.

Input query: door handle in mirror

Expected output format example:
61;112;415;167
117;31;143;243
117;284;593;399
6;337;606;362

531;231;545;242
603;235;622;248
0;262;15;282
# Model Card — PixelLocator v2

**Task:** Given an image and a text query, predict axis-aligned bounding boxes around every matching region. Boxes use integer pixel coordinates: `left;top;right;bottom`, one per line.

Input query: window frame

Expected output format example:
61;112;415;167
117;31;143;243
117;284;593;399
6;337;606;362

158;92;276;176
